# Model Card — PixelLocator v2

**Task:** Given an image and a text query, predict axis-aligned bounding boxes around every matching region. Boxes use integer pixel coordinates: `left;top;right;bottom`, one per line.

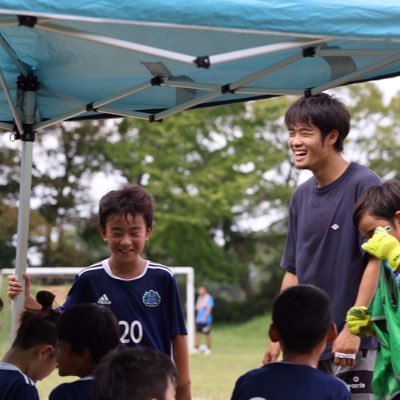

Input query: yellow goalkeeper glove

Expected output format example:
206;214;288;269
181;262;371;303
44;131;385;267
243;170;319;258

362;226;400;272
346;306;374;337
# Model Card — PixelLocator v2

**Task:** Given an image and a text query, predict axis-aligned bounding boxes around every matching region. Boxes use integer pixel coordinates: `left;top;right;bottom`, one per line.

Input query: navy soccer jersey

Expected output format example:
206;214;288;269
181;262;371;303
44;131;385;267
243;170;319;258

61;259;187;356
231;362;351;400
0;362;39;400
49;376;95;400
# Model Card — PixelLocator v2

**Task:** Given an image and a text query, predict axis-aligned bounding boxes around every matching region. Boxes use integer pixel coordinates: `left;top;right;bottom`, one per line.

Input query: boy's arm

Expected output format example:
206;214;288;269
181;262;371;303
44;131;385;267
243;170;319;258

262;271;298;364
172;334;191;400
333;257;380;367
8;273;41;309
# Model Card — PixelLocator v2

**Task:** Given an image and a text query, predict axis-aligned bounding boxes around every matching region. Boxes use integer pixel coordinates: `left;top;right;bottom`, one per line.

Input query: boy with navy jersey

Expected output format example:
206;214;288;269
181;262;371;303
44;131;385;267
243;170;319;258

49;303;120;400
8;184;191;400
231;285;351;400
0;292;60;400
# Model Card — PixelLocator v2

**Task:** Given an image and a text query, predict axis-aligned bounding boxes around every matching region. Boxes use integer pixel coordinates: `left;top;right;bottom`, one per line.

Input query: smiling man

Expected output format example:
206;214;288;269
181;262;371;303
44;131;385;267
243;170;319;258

262;93;381;400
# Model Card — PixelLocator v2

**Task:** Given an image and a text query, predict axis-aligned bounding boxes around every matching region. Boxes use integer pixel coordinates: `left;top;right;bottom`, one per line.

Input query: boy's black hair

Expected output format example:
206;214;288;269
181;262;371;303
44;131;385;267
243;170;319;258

57;303;120;364
94;347;177;400
98;184;154;230
13;291;60;350
353;180;400;228
285;92;350;152
272;284;332;354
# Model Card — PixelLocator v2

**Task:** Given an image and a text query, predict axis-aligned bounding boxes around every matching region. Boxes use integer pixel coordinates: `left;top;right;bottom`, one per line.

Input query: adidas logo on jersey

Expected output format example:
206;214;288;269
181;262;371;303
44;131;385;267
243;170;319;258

97;294;111;305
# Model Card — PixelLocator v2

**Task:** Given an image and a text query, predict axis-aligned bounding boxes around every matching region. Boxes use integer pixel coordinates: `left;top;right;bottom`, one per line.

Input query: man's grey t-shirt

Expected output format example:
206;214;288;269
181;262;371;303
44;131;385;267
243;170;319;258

282;162;381;358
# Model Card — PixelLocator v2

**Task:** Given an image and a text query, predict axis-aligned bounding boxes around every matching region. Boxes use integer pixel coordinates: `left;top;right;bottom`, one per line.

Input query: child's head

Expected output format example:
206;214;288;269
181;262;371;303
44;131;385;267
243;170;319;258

99;184;154;231
353;180;400;240
94;348;177;400
56;303;120;377
285;93;350;152
98;185;154;263
270;284;334;354
12;291;60;381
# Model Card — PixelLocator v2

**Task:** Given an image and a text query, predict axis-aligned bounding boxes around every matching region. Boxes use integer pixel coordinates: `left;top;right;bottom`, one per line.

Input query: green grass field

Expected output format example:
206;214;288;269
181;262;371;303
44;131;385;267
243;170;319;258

0;284;270;400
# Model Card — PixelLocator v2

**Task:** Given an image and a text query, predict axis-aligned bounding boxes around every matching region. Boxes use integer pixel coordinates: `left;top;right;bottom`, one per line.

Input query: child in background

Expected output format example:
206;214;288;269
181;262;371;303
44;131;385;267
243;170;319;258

8;184;191;400
195;285;214;355
347;180;400;400
94;347;177;400
231;285;350;400
49;303;121;400
0;291;60;400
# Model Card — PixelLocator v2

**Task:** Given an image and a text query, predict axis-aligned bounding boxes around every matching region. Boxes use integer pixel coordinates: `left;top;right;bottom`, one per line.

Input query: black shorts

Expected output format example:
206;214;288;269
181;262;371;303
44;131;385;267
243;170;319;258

196;322;212;334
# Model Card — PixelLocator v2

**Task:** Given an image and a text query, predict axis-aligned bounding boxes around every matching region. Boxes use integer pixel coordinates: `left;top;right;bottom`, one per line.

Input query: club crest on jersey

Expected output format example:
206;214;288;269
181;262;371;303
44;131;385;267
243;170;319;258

142;290;161;307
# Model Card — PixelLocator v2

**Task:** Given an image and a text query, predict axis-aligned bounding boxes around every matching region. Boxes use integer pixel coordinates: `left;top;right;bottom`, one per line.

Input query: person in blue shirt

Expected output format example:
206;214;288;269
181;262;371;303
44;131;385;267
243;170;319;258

8;184;191;400
195;285;214;355
94;347;177;400
231;284;351;400
49;303;120;400
0;291;60;400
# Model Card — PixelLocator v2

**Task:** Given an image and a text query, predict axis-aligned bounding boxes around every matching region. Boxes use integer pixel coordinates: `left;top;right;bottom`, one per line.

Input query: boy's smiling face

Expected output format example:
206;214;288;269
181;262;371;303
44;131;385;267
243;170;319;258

99;212;152;268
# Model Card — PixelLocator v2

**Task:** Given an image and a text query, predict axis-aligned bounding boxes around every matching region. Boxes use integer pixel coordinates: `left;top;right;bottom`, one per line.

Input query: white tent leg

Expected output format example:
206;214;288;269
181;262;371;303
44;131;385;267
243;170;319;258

11;141;33;341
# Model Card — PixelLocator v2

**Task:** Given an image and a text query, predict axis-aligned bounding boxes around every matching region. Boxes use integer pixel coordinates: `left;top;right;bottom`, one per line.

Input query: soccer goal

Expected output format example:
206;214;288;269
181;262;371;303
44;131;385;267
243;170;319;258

0;266;195;350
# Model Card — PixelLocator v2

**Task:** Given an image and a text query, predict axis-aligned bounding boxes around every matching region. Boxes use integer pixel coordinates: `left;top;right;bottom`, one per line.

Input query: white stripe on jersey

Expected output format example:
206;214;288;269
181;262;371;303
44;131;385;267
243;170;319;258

78;262;104;277
0;362;35;386
148;262;174;276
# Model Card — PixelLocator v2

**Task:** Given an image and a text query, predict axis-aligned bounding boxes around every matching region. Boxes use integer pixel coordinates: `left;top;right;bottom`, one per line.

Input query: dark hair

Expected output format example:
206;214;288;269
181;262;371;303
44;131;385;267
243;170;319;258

272;284;332;353
13;291;60;350
98;184;154;230
353;180;398;228
57;303;120;364
285;93;350;152
94;348;177;400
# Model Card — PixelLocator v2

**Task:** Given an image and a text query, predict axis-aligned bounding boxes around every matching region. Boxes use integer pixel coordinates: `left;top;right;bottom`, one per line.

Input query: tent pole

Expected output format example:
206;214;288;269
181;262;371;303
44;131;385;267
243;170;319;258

11;141;33;341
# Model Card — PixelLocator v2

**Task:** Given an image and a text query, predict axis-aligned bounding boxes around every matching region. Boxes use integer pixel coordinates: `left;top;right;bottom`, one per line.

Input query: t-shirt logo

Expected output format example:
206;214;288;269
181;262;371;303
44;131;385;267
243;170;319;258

97;294;112;305
142;290;161;307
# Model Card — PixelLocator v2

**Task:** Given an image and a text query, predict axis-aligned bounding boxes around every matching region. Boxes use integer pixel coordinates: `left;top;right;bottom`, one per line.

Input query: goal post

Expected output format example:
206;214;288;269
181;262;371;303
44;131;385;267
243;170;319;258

1;266;195;351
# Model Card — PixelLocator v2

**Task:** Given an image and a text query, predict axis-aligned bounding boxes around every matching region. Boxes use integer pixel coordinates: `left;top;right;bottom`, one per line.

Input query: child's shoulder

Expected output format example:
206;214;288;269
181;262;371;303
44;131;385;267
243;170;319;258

147;261;175;277
77;261;105;278
50;378;95;400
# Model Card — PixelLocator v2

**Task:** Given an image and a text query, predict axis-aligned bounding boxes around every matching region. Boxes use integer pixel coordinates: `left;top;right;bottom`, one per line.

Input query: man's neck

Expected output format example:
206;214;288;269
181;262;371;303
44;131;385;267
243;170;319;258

312;154;350;188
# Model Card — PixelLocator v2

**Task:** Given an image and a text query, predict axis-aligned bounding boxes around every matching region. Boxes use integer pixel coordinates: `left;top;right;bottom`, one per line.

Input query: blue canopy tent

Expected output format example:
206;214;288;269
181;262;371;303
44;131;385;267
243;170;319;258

1;0;400;334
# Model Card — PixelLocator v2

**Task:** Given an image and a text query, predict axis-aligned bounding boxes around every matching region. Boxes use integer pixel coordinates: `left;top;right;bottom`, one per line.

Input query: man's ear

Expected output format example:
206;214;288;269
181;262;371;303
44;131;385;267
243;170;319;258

325;323;338;344
269;323;280;343
327;129;339;146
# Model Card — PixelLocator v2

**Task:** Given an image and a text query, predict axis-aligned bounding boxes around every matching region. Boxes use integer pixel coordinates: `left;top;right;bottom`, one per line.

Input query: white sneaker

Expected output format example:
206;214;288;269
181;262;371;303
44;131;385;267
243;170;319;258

203;347;211;355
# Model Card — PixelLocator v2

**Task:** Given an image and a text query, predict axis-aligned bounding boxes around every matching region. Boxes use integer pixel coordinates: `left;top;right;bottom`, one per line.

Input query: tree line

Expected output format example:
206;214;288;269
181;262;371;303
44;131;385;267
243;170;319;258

1;82;399;302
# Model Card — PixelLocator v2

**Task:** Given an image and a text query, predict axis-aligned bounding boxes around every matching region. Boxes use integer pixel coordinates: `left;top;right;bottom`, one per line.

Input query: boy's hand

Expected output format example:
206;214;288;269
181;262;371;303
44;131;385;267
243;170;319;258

7;274;40;310
362;226;400;271
346;306;374;337
7;274;24;300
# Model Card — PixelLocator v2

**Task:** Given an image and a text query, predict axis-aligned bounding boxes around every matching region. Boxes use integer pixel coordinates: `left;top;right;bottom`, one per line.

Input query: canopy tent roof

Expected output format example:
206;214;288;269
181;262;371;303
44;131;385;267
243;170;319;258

1;0;400;135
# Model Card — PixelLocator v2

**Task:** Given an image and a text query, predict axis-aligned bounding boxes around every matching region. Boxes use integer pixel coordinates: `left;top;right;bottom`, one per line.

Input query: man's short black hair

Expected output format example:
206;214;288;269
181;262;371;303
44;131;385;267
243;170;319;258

285;92;350;152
